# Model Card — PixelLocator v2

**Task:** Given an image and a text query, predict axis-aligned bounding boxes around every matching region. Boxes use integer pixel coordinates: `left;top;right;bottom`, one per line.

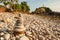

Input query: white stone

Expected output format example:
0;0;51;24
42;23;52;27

11;37;16;40
4;34;10;40
20;36;29;40
0;37;4;40
15;25;26;32
26;31;32;35
0;32;4;35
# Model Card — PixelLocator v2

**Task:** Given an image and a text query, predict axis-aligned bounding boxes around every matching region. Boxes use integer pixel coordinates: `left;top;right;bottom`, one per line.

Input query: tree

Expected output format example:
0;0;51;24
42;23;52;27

12;4;22;11
12;1;30;12
0;0;30;12
0;0;18;3
0;0;18;11
45;7;52;13
21;1;30;12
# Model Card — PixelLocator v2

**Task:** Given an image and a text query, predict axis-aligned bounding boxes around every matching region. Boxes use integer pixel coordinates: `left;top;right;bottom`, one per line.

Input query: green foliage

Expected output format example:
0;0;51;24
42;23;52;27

0;0;18;7
21;1;30;12
0;0;18;3
3;2;12;6
0;0;30;12
12;1;30;12
45;8;52;13
34;7;52;15
13;4;22;11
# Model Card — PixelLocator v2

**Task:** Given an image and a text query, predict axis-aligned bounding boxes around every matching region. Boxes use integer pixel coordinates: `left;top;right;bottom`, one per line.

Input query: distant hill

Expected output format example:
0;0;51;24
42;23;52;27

32;7;60;16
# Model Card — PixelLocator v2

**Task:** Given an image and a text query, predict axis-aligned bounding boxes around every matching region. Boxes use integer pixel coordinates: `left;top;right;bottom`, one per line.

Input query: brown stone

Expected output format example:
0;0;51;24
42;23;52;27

14;17;20;19
13;31;25;36
0;6;6;12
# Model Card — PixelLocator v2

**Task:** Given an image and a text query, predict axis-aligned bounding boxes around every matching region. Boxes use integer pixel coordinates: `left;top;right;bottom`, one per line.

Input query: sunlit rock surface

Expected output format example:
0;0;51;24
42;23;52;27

0;12;60;40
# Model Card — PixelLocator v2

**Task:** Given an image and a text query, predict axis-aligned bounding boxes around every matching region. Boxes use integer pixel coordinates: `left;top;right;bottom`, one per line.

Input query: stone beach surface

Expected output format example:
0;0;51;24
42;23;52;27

0;12;60;40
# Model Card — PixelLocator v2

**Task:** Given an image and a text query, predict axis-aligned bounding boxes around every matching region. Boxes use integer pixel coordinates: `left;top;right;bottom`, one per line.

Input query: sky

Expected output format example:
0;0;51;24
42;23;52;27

19;0;60;12
0;0;60;12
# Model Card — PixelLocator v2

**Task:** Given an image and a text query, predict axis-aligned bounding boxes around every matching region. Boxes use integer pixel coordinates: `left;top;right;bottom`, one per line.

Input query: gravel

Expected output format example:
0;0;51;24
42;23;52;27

0;12;60;40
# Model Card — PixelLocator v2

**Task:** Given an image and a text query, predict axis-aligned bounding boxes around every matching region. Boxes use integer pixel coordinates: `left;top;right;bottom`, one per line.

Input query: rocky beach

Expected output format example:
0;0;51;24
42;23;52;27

0;12;60;40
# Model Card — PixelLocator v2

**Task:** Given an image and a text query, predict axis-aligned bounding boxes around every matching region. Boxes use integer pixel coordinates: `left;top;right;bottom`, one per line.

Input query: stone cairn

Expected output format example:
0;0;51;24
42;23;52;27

0;13;29;40
13;14;29;40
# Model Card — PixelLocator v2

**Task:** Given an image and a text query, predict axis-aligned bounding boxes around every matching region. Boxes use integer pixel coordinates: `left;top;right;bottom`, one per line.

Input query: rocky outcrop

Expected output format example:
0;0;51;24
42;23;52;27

0;12;60;40
0;6;7;12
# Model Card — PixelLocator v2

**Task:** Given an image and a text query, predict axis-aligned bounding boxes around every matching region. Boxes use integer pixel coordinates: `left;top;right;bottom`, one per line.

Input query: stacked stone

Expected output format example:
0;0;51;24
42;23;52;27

14;14;29;40
0;13;29;40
